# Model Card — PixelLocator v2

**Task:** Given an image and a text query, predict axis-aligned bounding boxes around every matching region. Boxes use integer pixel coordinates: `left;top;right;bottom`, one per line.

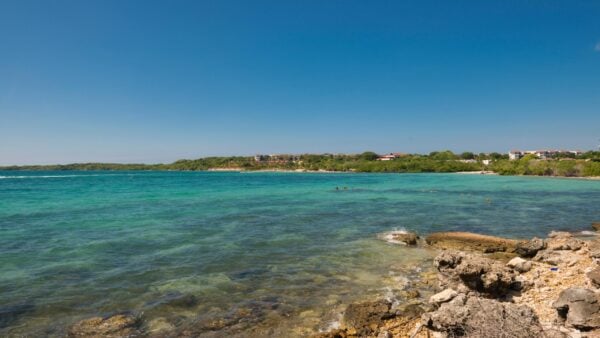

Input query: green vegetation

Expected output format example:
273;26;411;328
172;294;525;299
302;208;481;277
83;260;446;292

2;151;599;177
490;154;600;177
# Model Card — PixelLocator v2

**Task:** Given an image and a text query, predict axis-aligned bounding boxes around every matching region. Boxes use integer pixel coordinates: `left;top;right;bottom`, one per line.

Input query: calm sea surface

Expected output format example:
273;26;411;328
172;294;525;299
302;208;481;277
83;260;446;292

1;171;599;336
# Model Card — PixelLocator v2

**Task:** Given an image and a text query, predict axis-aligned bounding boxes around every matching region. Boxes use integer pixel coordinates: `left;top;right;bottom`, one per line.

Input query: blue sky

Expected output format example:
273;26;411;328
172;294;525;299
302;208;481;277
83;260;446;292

1;1;599;165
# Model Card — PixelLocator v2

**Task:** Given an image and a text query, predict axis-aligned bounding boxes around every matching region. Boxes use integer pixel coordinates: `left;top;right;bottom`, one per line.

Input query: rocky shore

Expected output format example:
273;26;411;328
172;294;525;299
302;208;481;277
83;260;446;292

316;227;600;338
65;226;600;338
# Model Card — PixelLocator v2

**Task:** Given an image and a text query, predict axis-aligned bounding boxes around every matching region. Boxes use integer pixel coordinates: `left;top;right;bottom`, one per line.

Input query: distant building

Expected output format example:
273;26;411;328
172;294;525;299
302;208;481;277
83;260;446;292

482;159;492;166
254;154;300;163
508;150;523;160
376;153;406;161
509;149;583;160
254;155;269;162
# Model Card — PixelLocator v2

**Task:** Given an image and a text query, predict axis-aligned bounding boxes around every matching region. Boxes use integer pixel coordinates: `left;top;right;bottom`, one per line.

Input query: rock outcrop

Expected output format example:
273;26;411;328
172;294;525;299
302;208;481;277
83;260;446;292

515;237;546;258
507;256;533;273
587;267;600;287
546;232;584;251
434;250;518;296
422;295;545;337
552;288;600;330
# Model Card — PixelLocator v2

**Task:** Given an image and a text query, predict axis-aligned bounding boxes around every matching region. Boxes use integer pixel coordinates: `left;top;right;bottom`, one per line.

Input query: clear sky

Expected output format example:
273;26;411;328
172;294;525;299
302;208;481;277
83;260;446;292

1;1;599;165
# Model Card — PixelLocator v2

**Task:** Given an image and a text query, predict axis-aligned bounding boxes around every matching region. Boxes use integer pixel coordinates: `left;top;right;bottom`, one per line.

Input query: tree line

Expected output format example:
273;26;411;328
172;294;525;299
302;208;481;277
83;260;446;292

2;151;599;177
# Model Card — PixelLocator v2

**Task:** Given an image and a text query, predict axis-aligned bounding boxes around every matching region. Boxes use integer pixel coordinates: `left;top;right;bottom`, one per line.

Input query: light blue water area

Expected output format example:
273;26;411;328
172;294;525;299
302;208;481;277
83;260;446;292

1;171;599;336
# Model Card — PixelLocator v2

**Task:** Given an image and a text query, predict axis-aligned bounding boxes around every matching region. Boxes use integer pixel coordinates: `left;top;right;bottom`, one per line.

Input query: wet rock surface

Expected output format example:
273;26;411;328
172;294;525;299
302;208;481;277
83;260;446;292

342;300;395;335
68;314;141;338
425;231;519;253
390;232;418;245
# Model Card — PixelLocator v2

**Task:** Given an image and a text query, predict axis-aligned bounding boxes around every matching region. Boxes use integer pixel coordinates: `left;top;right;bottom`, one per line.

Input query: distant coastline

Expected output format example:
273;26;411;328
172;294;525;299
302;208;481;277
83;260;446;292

2;150;599;178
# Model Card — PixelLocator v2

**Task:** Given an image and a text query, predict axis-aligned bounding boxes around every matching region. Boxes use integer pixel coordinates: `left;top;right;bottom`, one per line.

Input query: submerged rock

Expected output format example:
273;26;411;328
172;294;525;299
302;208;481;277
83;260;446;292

507;256;533;273
0;303;35;330
342;300;394;334
434;250;518;296
552;288;600;330
515;237;546;258
422;295;544;337
68;314;141;338
425;231;518;254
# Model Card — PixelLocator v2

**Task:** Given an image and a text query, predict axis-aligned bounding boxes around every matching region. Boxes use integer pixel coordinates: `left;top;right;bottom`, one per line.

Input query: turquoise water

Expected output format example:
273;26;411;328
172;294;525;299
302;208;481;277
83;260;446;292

1;171;599;336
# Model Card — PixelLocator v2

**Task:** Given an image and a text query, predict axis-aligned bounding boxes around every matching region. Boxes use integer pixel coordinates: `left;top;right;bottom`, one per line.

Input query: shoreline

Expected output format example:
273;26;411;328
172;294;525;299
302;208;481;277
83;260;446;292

3;167;600;180
317;227;600;337
60;227;600;337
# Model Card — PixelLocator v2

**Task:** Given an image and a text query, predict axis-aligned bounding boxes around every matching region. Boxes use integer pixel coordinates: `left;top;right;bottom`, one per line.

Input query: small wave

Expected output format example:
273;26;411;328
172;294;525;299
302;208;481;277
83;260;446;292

377;228;411;245
580;230;598;237
0;174;133;179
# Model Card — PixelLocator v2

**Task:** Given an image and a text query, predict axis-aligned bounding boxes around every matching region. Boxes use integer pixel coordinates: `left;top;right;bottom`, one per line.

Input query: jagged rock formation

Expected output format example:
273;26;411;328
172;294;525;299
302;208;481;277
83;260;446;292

422;294;545;337
515;237;546;258
434;250;519;296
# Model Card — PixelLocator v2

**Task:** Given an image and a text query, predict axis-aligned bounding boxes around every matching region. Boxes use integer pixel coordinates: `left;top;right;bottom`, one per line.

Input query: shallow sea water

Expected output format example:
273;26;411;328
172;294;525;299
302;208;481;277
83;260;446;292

1;171;599;336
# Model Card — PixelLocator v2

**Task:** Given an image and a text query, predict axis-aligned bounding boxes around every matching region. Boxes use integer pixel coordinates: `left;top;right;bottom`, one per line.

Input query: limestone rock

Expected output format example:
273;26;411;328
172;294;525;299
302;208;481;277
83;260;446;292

589;239;600;259
592;222;600;232
422;296;544;337
425;232;518;253
429;289;458;304
547;236;584;251
552;288;600;330
548;231;572;239
507;256;533;273
533;250;578;266
68;314;141;338
434;250;518;296
515;237;546;258
588;268;600;288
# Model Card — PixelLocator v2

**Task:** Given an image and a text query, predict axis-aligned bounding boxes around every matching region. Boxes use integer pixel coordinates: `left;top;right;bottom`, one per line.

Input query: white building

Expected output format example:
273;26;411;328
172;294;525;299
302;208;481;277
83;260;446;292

508;150;523;160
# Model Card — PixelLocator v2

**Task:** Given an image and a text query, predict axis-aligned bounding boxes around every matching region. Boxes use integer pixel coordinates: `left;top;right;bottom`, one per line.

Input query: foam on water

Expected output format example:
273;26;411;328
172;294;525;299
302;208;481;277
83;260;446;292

0;174;135;179
377;228;411;245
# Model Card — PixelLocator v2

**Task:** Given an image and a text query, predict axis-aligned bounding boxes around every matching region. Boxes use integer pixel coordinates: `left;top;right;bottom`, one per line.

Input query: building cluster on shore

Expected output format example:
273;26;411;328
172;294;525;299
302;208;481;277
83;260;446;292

254;154;301;164
508;149;583;160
